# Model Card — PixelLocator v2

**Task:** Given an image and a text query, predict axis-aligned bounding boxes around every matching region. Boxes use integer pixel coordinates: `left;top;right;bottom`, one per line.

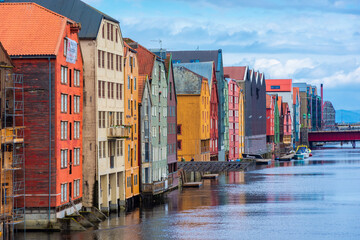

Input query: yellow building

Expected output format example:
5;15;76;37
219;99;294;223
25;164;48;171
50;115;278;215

124;42;140;208
173;66;210;161
238;87;245;158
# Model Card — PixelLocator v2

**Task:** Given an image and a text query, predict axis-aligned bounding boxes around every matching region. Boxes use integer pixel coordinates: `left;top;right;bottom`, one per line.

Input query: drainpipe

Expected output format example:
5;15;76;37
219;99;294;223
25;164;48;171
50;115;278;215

48;57;52;222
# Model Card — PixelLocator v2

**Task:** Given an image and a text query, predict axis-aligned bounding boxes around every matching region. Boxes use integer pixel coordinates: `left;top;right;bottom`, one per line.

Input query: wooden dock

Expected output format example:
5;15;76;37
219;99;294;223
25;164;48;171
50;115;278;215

279;153;295;161
178;161;254;172
202;174;219;179
183;182;203;188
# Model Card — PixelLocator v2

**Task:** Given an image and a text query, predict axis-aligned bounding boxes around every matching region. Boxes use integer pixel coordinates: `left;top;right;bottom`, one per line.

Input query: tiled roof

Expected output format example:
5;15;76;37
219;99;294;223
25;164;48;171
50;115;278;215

5;0;118;39
168;50;221;71
224;66;247;80
293;87;300;103
174;61;215;93
0;2;69;56
174;66;206;95
124;38;157;77
138;74;148;104
266;79;292;92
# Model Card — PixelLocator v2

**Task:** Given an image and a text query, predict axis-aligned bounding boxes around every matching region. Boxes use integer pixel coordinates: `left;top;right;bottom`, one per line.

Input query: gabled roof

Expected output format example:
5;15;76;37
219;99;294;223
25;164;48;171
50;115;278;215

266;94;272;109
266;79;292;92
173;66;207;95
174;61;215;93
5;0;118;39
282;102;289;115
0;2;71;56
293;87;300;104
165;53;177;102
168;50;222;71
138;75;148;104
124;38;159;77
0;42;14;67
224;66;247;81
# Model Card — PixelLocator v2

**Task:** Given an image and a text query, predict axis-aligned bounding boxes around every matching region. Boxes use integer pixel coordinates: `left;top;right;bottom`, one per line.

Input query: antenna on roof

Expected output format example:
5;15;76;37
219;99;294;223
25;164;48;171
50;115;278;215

151;39;163;60
196;46;200;51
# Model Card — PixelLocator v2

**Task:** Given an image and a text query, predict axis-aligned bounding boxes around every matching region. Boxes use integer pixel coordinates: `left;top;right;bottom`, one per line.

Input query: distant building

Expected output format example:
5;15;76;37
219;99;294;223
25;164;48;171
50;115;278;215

323;101;336;130
0;2;83;225
168;50;227;161
174;66;210;161
174;62;219;161
293;87;301;145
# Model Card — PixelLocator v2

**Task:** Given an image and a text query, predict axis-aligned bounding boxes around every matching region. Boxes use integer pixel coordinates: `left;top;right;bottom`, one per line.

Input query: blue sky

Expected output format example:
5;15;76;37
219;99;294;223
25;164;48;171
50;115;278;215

85;0;360;110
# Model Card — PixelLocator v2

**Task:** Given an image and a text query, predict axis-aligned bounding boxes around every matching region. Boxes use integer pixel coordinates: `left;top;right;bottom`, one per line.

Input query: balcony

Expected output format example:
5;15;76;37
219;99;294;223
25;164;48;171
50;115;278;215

142;180;167;195
107;126;130;139
1;127;24;144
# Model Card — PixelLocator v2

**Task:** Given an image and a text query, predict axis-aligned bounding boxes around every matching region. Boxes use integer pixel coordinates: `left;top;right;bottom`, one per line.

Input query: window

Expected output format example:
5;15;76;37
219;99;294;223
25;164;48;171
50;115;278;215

107;23;110;40
128;145;130;162
74;179;80;198
117;140;123;156
61;149;68;168
61;94;68;113
111;24;114;41
177;125;182;135
111;53;114;70
74;121;80;139
98;50;101;68
61;183;67;203
102;51;105;68
134;77;137;91
64;38;68;56
107;52;110;69
102;24;105;38
98;80;106;98
111;83;114;99
128;76;130;90
177;140;182;150
74;95;80;114
61;121;68;140
74;70;80;87
74;148;80;166
108;82;111;98
116;28;118;42
61;66;68;84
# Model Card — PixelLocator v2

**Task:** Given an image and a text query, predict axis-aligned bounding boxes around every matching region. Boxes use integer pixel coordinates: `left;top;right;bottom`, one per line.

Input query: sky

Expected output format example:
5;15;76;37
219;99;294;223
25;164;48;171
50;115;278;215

84;0;360;110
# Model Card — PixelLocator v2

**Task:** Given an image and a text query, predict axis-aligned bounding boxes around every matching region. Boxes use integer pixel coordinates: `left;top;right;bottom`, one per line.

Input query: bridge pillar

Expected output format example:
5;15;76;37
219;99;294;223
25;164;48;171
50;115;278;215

352;141;356;149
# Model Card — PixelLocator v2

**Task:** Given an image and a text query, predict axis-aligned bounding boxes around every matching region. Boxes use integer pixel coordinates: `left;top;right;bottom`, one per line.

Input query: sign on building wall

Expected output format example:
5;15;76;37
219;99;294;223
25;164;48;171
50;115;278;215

66;38;78;64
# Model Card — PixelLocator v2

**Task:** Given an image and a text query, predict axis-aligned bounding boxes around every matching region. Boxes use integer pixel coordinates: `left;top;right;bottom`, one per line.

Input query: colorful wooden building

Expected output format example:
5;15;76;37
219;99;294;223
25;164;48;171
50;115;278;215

238;85;245;158
228;78;240;161
164;54;178;188
169;50;227;161
0;2;83;225
174;66;210;161
174;62;218;161
124;42;140;208
125;39;169;195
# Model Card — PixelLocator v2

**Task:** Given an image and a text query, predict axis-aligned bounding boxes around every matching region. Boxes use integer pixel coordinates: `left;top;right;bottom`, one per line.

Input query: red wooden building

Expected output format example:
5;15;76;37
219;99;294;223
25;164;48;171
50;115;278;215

0;3;83;222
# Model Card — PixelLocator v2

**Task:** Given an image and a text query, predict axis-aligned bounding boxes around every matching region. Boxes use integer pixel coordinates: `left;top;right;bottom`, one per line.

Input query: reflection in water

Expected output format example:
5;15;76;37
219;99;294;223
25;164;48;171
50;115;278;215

20;147;360;239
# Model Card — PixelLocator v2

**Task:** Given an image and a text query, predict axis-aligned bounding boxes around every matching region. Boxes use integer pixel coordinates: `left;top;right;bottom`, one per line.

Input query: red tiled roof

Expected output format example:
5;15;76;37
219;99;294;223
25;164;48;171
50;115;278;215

224;66;247;80
0;3;71;56
266;79;292;92
124;38;157;77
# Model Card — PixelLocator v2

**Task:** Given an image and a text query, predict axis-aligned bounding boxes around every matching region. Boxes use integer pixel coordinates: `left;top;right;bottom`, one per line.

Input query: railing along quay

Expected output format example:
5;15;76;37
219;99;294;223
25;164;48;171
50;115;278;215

178;160;254;172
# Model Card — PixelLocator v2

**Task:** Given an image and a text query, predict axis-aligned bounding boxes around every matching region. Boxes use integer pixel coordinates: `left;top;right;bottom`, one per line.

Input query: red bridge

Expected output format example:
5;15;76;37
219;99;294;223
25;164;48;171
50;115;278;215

308;130;360;144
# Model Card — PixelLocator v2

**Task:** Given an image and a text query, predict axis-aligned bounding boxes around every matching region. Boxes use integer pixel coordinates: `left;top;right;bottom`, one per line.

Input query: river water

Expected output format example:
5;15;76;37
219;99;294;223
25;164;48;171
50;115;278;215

21;145;360;239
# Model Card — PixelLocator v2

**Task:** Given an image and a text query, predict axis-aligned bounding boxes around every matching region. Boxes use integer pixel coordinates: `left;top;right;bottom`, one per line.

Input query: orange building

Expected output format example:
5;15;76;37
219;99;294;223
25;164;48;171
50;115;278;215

0;3;83;224
124;42;140;208
174;66;210;161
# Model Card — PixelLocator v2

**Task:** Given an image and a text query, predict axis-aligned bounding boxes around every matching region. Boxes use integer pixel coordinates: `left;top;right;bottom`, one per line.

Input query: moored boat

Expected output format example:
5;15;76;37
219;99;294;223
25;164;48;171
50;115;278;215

294;145;311;160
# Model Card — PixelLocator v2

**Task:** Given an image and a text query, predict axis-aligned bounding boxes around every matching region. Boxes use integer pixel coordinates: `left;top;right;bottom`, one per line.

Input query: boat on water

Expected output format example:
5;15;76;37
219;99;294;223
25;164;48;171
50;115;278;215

294;145;311;160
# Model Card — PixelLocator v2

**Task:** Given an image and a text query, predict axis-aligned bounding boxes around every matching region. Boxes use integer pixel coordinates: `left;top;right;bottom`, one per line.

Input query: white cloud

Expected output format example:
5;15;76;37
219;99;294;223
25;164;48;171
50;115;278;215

253;58;315;79
310;66;360;88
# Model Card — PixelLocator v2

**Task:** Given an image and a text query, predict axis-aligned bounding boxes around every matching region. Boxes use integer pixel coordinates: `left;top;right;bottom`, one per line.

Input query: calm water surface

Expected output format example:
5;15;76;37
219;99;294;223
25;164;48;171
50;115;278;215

23;146;360;239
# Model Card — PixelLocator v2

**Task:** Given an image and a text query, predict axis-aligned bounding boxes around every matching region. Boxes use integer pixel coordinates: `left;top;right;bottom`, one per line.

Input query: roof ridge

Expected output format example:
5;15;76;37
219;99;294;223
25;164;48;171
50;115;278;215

2;2;68;20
